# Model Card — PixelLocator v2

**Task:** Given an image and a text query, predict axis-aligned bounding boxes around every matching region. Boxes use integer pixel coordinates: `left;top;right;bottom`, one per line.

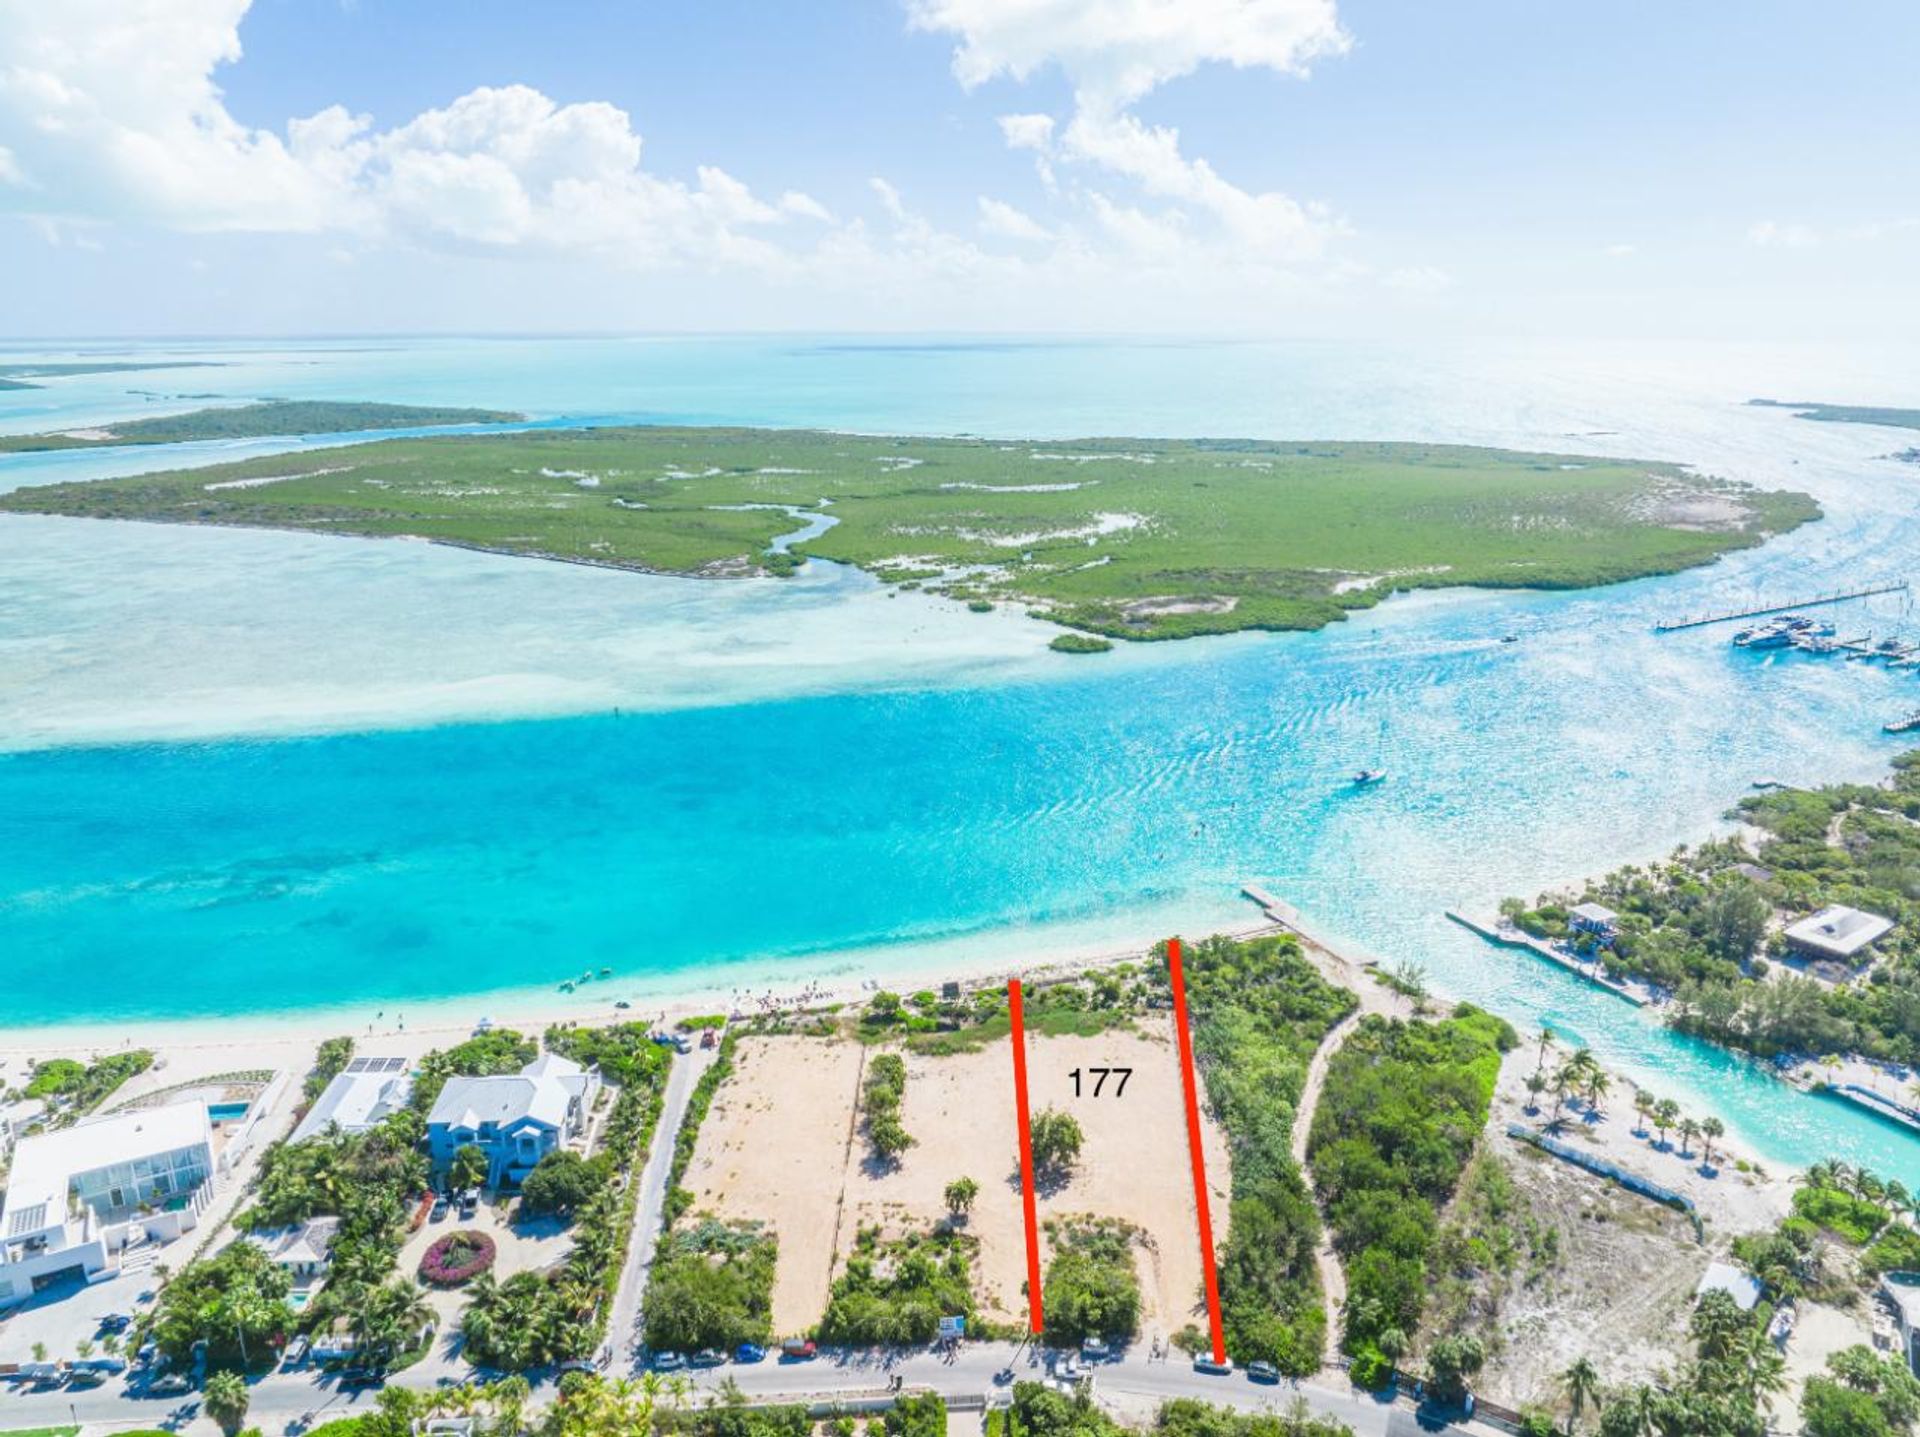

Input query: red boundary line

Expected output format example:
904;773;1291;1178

1008;978;1045;1335
1167;937;1227;1363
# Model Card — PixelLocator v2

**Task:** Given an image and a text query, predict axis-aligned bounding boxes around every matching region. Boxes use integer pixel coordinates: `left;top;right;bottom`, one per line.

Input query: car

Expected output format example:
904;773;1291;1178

338;1369;386;1390
689;1349;726;1368
97;1312;133;1332
282;1336;311;1368
458;1190;479;1220
558;1359;598;1376
1193;1356;1233;1377
67;1369;107;1388
1056;1355;1078;1379
651;1352;687;1371
700;1029;719;1049
779;1339;818;1360
1246;1361;1280;1385
136;1341;158;1367
734;1343;766;1363
430;1195;450;1221
1080;1339;1111;1362
148;1373;194;1396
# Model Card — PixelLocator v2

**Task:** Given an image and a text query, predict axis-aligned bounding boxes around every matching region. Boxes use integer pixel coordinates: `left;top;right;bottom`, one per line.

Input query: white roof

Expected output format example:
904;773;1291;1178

289;1065;415;1145
1;1100;212;1243
1697;1261;1763;1312
247;1216;339;1268
1783;904;1894;960
1570;902;1619;924
429;1074;568;1133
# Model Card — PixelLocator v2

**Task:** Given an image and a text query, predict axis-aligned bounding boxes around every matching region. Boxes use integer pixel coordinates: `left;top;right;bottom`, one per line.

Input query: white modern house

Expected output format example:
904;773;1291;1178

425;1052;596;1189
290;1055;415;1146
0;1100;215;1308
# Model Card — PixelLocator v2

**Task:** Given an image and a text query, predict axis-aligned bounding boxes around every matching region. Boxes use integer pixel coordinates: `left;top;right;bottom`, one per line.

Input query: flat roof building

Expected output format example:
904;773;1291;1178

1783;905;1895;964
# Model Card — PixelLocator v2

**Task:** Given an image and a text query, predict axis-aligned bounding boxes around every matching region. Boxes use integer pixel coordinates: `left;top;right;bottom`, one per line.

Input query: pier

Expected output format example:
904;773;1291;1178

1445;909;1650;1006
1821;1082;1920;1136
1653;581;1908;633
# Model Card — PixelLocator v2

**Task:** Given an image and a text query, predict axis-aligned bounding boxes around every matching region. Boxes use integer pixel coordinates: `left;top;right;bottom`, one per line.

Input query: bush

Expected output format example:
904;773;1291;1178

419;1230;496;1286
1347;1347;1393;1390
1040;1221;1140;1345
819;1227;976;1346
643;1220;776;1353
520;1149;609;1218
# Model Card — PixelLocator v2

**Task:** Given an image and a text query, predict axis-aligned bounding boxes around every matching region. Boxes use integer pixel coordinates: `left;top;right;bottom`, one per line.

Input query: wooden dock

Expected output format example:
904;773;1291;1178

1820;1082;1920;1137
1654;581;1908;633
1239;884;1381;969
1444;909;1650;1007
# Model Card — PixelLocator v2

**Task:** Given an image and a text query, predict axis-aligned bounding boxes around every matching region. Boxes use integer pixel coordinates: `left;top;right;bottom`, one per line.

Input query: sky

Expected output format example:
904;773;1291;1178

0;0;1914;339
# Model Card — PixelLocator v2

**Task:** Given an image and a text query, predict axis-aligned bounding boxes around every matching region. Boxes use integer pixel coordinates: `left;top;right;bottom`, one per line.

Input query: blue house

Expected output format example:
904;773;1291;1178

425;1053;596;1190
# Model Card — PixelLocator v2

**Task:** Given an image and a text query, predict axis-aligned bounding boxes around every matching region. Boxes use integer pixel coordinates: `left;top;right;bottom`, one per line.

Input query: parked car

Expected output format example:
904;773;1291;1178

651;1352;687;1372
1192;1356;1233;1377
779;1339;817;1360
148;1372;194;1396
700;1029;719;1049
558;1359;598;1376
282;1336;311;1368
1246;1361;1280;1385
458;1190;479;1220
1080;1338;1111;1362
734;1343;766;1363
67;1369;106;1389
689;1349;726;1368
96;1312;133;1333
430;1195;450;1221
338;1369;386;1390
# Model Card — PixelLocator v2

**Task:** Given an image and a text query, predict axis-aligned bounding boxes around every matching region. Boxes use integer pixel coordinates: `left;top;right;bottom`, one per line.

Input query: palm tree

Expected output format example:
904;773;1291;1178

1584;1070;1611;1120
1653;1099;1680;1149
1677;1118;1700;1158
944;1176;980;1217
204;1369;249;1435
1699;1117;1725;1170
1560;1356;1602;1432
1525;1072;1548;1114
1535;1025;1555;1076
1632;1089;1654;1137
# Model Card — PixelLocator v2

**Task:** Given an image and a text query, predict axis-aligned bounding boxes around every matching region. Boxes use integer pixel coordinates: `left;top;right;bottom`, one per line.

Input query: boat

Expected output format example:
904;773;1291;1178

1351;769;1386;785
1500;634;1519;644
1885;711;1920;735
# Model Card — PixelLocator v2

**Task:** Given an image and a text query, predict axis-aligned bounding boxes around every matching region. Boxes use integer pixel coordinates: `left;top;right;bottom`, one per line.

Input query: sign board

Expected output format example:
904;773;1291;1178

938;1315;966;1339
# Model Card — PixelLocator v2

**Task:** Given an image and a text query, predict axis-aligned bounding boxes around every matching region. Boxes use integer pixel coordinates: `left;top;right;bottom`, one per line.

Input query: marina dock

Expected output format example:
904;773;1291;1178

1821;1082;1920;1136
1654;581;1908;633
1445;909;1650;1006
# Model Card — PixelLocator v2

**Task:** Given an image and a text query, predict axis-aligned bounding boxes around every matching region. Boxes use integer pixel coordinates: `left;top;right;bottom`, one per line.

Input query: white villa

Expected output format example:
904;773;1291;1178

0;1100;215;1308
425;1052;596;1189
290;1055;415;1146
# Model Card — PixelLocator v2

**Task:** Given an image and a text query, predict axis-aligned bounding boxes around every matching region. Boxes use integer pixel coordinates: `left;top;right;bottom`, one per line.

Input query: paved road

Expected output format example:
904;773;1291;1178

606;1042;718;1365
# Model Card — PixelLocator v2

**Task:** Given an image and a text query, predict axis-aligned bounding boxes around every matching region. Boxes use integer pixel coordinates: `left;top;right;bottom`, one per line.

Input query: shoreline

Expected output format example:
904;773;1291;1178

0;901;1288;1058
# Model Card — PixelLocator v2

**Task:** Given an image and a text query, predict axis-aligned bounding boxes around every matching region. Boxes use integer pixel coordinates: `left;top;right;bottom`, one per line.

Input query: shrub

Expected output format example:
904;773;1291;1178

520;1149;608;1218
1347;1347;1393;1390
420;1230;496;1286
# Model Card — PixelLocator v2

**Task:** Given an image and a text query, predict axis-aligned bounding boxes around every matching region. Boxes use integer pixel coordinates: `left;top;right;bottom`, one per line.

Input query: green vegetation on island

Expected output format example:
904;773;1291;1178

640;1217;777;1353
862;1052;915;1162
992;1383;1353;1437
1752;399;1920;432
0;359;225;390
1306;1006;1516;1382
1505;751;1920;1064
0;399;522;452
22;1049;154;1124
1039;1217;1143;1345
0;425;1818;641
816;1224;979;1345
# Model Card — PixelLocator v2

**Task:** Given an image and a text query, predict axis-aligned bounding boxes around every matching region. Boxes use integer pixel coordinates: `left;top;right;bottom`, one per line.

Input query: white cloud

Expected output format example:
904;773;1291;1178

1382;264;1450;294
1605;243;1636;257
0;0;805;267
977;196;1052;241
1748;220;1819;249
907;0;1347;261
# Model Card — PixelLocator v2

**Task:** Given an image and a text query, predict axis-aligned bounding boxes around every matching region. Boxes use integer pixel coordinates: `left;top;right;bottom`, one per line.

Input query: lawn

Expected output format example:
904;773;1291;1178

0;425;1819;640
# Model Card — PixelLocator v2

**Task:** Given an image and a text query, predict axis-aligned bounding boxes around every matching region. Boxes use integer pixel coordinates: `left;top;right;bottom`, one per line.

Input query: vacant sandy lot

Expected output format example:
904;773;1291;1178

681;1019;1229;1342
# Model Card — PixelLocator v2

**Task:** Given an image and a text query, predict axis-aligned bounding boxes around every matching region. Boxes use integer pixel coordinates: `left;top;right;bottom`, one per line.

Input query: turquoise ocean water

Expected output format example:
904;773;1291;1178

5;335;1920;1179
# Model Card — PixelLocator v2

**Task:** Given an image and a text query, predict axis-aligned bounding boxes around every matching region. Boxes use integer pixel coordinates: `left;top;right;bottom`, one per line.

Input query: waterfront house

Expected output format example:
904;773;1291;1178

425;1052;596;1190
1568;902;1620;942
1884;1273;1920;1374
290;1055;414;1146
0;1100;215;1308
1782;904;1894;968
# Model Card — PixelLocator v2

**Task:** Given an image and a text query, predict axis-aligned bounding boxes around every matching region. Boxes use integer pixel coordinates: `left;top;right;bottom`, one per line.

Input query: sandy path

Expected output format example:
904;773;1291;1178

1291;1007;1364;1362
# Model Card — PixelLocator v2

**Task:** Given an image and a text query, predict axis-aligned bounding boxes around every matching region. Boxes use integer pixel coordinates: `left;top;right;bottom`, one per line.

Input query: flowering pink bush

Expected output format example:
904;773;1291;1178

419;1229;496;1286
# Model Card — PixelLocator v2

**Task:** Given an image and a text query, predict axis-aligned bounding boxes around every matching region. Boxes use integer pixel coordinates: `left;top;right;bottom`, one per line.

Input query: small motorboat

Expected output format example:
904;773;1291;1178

1351;769;1386;786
